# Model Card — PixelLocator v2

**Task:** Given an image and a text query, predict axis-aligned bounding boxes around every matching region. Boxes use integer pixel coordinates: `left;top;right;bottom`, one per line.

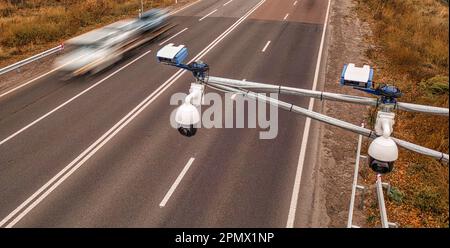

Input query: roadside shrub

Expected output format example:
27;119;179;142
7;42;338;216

0;4;14;17
420;76;449;96
388;186;404;204
413;186;446;214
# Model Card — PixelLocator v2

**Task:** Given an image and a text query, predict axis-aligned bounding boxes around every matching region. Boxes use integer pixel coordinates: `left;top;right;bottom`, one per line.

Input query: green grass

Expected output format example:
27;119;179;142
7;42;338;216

388;186;404;204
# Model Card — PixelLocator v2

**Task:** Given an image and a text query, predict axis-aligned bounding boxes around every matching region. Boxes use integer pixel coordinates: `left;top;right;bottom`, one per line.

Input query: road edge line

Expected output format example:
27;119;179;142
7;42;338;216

286;0;331;228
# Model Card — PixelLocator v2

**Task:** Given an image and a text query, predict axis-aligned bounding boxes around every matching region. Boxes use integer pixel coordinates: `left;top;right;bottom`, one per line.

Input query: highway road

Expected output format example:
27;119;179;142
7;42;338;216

0;0;330;227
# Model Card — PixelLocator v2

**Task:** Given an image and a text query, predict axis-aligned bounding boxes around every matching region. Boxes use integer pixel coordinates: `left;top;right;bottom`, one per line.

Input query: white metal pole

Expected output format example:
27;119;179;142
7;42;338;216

376;174;389;228
206;82;449;162
208;76;449;116
347;124;364;228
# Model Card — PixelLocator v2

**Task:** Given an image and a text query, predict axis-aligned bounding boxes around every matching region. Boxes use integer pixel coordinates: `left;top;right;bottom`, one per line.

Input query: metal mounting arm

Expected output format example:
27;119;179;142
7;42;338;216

208;77;449;116
206;81;449;163
174;61;209;82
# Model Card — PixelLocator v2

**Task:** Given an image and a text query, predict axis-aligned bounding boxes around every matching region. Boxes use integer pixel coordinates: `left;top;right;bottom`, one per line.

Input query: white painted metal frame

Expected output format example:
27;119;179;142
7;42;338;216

347;124;366;228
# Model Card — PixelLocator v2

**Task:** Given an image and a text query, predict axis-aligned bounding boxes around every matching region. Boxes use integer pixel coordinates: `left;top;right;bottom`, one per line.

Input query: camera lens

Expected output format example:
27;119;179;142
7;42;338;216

178;125;197;137
369;157;394;174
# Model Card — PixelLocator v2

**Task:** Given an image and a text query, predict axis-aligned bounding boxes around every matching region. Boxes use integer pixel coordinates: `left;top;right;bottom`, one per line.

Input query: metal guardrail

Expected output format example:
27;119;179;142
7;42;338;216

0;2;187;77
0;44;64;76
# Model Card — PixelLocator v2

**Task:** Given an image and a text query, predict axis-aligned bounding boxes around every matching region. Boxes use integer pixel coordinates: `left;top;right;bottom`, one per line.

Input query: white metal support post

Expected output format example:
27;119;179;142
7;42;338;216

376;174;389;228
347;123;366;228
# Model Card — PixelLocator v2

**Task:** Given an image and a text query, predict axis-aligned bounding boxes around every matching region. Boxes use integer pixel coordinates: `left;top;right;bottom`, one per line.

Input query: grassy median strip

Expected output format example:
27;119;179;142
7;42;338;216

356;0;449;227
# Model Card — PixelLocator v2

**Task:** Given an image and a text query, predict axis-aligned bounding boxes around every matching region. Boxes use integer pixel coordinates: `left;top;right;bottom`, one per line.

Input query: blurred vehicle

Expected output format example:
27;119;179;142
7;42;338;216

54;8;174;78
139;8;170;32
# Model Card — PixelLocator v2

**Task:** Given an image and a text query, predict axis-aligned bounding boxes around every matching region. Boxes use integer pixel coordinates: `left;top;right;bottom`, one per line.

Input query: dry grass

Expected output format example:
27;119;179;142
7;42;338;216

356;0;449;227
0;0;175;67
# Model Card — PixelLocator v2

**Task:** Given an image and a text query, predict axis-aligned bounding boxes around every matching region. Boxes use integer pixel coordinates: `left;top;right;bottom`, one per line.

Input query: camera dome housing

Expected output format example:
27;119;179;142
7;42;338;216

175;102;200;125
368;136;398;174
175;102;200;137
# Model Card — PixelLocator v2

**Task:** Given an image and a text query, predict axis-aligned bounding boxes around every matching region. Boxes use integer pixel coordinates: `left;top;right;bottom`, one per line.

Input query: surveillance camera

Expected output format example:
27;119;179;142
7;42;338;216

156;43;188;65
368;136;398;174
340;63;373;89
175;102;200;137
177;124;197;137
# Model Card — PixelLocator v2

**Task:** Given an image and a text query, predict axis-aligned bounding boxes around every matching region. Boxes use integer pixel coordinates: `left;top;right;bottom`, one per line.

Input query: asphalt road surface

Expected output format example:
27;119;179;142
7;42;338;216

0;0;330;227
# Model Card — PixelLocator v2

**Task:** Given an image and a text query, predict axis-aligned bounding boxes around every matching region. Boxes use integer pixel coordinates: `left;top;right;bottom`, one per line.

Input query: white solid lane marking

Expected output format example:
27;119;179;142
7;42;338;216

159;157;195;207
223;0;233;6
199;9;218;21
0;0;267;228
286;0;331;228
262;40;271;52
283;13;289;20
2;68;185;228
0;50;152;147
159;27;189;46
0;54;85;100
0;0;206;143
0;0;202;100
293;0;298;6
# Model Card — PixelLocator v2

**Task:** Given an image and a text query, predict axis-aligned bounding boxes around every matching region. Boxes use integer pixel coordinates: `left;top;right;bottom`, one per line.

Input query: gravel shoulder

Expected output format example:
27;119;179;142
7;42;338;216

314;0;372;227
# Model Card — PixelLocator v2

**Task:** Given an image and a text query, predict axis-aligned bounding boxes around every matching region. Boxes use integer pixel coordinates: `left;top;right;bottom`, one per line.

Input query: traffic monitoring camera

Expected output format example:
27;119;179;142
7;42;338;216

340;63;373;88
156;43;188;65
156;44;448;167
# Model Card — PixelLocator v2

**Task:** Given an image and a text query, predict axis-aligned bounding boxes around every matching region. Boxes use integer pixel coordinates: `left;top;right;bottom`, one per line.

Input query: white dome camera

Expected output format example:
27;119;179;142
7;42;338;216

175;102;200;137
174;82;204;137
368;136;398;174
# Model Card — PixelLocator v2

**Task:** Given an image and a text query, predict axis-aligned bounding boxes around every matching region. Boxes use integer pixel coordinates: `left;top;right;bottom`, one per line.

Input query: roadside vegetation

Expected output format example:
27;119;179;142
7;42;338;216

356;0;449;227
0;0;175;67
